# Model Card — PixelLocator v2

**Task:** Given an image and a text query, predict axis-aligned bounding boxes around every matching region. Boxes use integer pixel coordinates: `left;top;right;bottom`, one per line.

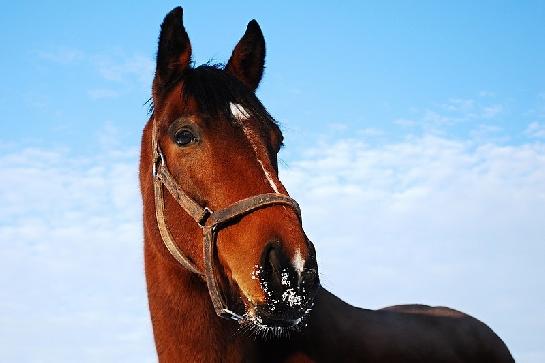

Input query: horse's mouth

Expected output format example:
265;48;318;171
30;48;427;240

227;264;319;337
238;307;311;339
237;290;316;338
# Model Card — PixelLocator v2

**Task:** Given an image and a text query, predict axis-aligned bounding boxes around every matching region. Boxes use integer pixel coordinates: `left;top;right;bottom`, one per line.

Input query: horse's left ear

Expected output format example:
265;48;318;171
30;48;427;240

153;7;192;99
226;20;266;91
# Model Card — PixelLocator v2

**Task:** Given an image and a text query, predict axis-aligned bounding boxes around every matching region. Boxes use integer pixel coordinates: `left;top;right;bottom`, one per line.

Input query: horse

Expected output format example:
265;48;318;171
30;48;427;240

139;6;515;362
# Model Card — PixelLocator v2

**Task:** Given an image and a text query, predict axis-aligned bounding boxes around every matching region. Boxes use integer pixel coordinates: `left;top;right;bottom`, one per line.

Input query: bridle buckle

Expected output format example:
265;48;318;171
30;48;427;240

218;308;243;321
198;207;213;227
152;147;165;178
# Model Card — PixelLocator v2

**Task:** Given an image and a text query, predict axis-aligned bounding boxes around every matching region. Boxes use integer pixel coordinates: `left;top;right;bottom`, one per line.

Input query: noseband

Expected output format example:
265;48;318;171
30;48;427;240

151;118;301;321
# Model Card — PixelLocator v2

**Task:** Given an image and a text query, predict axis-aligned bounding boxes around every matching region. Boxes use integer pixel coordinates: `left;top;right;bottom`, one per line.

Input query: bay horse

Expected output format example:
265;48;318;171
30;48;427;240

139;7;515;362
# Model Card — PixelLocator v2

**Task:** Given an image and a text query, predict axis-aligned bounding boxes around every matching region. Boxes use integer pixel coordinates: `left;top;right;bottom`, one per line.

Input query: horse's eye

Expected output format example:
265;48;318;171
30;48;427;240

175;129;197;147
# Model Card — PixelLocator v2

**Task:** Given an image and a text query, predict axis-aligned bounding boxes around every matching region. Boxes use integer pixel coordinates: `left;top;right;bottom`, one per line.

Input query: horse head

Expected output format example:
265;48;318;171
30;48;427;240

143;7;319;335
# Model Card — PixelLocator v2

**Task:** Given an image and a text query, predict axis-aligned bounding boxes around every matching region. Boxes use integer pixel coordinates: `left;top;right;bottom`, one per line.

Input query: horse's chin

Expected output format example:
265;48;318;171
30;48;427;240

237;301;314;339
232;277;318;338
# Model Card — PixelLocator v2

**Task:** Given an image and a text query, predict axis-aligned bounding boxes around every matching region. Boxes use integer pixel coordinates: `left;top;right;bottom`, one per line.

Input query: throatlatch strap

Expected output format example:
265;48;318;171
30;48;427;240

202;226;228;317
156;164;211;225
154;179;203;275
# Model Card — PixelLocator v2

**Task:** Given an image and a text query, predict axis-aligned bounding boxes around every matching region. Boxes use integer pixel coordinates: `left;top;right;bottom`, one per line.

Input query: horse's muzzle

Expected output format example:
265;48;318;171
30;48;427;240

254;242;320;327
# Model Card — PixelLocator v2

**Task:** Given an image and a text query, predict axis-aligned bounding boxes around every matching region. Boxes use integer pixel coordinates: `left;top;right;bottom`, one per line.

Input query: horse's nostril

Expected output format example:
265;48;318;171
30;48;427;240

267;246;282;275
258;243;319;317
260;242;290;291
260;242;319;297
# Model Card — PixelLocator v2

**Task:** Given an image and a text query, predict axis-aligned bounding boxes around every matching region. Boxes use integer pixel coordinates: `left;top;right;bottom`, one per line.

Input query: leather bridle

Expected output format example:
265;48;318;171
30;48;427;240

151;118;302;321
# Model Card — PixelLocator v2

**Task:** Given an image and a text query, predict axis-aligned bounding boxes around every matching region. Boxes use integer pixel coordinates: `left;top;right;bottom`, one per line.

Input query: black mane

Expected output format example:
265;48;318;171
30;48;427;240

150;64;278;132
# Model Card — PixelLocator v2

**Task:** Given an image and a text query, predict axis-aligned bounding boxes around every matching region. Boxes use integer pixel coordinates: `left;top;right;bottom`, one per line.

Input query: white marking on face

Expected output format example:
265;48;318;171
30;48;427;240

255;158;280;193
230;102;251;121
229;102;281;194
292;249;305;277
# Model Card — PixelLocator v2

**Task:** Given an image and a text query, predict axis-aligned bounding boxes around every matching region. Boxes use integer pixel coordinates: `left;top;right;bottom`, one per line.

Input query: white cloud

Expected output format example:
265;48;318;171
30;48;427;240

442;98;475;112
38;48;85;64
441;97;502;119
407;97;505;132
87;88;120;100
1;125;544;362
281;133;545;363
0;145;154;362
481;104;503;118
327;122;349;131
469;124;506;142
92;54;154;85
39;47;154;88
526;121;545;138
479;90;495;97
422;109;455;126
394;118;417;127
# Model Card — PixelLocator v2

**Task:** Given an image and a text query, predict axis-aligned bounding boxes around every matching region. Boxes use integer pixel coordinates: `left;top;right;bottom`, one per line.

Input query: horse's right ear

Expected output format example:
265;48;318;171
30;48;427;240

153;7;192;98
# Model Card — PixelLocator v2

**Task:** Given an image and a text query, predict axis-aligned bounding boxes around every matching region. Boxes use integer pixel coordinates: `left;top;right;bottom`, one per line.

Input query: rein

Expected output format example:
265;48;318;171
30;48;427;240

151;118;301;320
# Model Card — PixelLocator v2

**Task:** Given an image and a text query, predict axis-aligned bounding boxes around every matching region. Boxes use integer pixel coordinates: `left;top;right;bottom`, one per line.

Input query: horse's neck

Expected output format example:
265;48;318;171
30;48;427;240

144;241;256;362
302;288;514;363
297;288;371;360
301;288;418;360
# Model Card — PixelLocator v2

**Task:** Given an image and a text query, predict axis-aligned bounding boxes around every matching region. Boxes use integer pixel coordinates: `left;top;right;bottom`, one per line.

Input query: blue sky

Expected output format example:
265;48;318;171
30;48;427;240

3;1;545;150
1;2;545;362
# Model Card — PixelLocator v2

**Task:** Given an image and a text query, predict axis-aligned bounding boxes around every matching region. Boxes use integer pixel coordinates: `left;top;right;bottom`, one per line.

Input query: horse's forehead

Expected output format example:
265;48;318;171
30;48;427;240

162;91;251;126
162;86;197;115
158;82;275;145
159;93;208;129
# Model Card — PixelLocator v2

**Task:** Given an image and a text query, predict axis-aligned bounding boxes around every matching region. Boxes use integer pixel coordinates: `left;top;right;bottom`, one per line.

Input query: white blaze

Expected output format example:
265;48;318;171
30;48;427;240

229;102;281;194
229;102;251;121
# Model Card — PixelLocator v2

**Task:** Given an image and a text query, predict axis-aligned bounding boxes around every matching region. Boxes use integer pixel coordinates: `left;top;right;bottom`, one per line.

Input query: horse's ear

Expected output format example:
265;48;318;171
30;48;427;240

226;20;265;91
153;7;192;98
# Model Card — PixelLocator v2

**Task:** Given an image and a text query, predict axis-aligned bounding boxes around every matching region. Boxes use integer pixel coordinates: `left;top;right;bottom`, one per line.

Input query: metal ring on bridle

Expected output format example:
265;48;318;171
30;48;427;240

152;147;165;178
